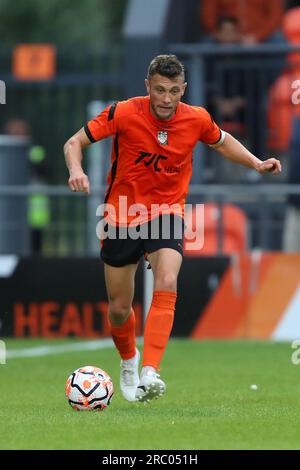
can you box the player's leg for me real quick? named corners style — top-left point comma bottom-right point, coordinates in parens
top-left (143, 247), bottom-right (182, 366)
top-left (136, 247), bottom-right (182, 402)
top-left (105, 262), bottom-right (138, 330)
top-left (104, 262), bottom-right (140, 401)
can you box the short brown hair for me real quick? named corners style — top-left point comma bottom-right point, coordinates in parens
top-left (147, 54), bottom-right (185, 80)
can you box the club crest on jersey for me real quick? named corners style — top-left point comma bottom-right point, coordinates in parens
top-left (157, 130), bottom-right (168, 145)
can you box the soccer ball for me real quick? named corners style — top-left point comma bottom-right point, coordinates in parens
top-left (65, 366), bottom-right (114, 411)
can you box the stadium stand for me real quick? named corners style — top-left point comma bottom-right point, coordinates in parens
top-left (184, 202), bottom-right (249, 256)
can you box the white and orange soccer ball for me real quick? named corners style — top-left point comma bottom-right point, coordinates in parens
top-left (65, 366), bottom-right (114, 411)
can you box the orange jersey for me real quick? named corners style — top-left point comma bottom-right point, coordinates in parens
top-left (85, 96), bottom-right (222, 226)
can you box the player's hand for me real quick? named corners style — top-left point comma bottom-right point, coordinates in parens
top-left (257, 158), bottom-right (282, 175)
top-left (68, 170), bottom-right (90, 194)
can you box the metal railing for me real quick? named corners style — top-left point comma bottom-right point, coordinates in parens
top-left (0, 184), bottom-right (299, 256)
top-left (169, 42), bottom-right (300, 104)
top-left (168, 43), bottom-right (300, 183)
top-left (0, 46), bottom-right (124, 182)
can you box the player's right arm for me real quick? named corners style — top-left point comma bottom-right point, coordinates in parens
top-left (64, 127), bottom-right (91, 194)
top-left (64, 102), bottom-right (121, 194)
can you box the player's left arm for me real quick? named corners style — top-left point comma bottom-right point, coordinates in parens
top-left (213, 132), bottom-right (282, 175)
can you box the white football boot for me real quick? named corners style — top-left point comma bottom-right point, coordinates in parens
top-left (135, 366), bottom-right (166, 403)
top-left (120, 349), bottom-right (140, 402)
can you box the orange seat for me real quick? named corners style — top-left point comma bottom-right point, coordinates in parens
top-left (184, 203), bottom-right (248, 256)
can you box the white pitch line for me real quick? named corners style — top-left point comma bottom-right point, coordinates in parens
top-left (6, 339), bottom-right (115, 359)
top-left (6, 337), bottom-right (143, 359)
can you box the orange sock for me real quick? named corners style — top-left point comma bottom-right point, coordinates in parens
top-left (142, 291), bottom-right (177, 369)
top-left (110, 308), bottom-right (136, 360)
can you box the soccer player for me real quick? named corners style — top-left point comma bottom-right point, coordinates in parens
top-left (64, 55), bottom-right (281, 403)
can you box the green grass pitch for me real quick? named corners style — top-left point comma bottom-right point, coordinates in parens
top-left (0, 338), bottom-right (299, 450)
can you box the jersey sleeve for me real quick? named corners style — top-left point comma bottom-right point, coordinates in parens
top-left (84, 101), bottom-right (119, 143)
top-left (199, 108), bottom-right (225, 147)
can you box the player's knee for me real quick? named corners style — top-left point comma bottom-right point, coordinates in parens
top-left (109, 301), bottom-right (131, 325)
top-left (154, 272), bottom-right (177, 292)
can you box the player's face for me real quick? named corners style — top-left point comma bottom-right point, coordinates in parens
top-left (145, 74), bottom-right (187, 121)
